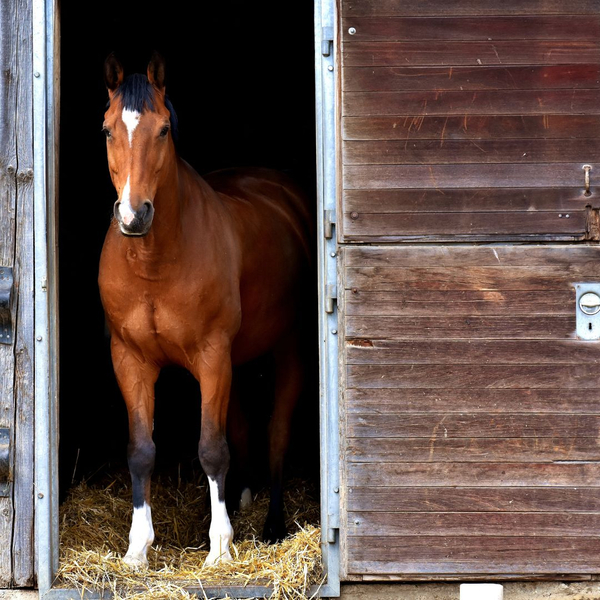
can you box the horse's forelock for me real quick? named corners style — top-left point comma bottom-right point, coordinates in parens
top-left (112, 73), bottom-right (179, 143)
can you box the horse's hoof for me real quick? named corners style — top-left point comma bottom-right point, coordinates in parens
top-left (122, 553), bottom-right (148, 569)
top-left (204, 548), bottom-right (233, 566)
top-left (239, 487), bottom-right (253, 510)
top-left (262, 514), bottom-right (287, 544)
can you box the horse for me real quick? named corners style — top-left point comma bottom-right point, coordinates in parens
top-left (98, 53), bottom-right (313, 567)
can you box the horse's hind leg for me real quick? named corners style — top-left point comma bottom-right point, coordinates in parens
top-left (227, 374), bottom-right (253, 511)
top-left (111, 340), bottom-right (159, 567)
top-left (263, 330), bottom-right (304, 543)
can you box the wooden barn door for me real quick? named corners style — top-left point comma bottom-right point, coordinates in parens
top-left (338, 1), bottom-right (600, 579)
top-left (0, 0), bottom-right (36, 588)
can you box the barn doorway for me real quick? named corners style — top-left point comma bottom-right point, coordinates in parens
top-left (56, 0), bottom-right (322, 588)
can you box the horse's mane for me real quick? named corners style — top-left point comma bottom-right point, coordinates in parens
top-left (113, 73), bottom-right (179, 142)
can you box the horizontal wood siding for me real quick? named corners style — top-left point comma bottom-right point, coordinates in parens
top-left (340, 2), bottom-right (600, 242)
top-left (341, 245), bottom-right (600, 578)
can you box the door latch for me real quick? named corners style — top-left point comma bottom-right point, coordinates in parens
top-left (575, 283), bottom-right (600, 340)
top-left (0, 267), bottom-right (13, 345)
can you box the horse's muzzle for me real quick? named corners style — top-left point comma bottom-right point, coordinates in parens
top-left (114, 200), bottom-right (154, 237)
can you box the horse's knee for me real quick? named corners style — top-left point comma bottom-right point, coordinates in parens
top-left (198, 434), bottom-right (230, 480)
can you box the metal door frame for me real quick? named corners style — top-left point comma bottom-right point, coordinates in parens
top-left (32, 0), bottom-right (341, 595)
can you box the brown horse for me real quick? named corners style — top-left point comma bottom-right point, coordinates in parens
top-left (98, 53), bottom-right (313, 567)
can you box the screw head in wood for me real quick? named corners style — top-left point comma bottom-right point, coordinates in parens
top-left (348, 27), bottom-right (356, 35)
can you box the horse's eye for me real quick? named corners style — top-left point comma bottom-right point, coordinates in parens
top-left (159, 125), bottom-right (170, 138)
top-left (102, 127), bottom-right (112, 139)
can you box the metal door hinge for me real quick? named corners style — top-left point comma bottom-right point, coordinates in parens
top-left (324, 209), bottom-right (336, 239)
top-left (0, 267), bottom-right (13, 345)
top-left (327, 526), bottom-right (339, 543)
top-left (326, 283), bottom-right (337, 314)
top-left (322, 26), bottom-right (334, 57)
top-left (0, 428), bottom-right (10, 497)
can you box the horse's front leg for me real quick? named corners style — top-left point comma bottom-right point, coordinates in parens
top-left (195, 341), bottom-right (234, 565)
top-left (111, 339), bottom-right (159, 567)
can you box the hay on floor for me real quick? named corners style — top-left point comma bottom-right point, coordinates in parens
top-left (57, 474), bottom-right (323, 599)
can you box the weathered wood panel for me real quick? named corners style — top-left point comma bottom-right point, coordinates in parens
top-left (347, 437), bottom-right (600, 463)
top-left (346, 388), bottom-right (600, 414)
top-left (343, 90), bottom-right (600, 117)
top-left (343, 65), bottom-right (600, 92)
top-left (341, 245), bottom-right (600, 578)
top-left (340, 5), bottom-right (600, 242)
top-left (341, 17), bottom-right (600, 42)
top-left (343, 116), bottom-right (600, 141)
top-left (342, 212), bottom-right (587, 240)
top-left (347, 487), bottom-right (600, 513)
top-left (344, 139), bottom-right (600, 165)
top-left (0, 0), bottom-right (34, 587)
top-left (343, 41), bottom-right (600, 67)
top-left (348, 512), bottom-right (600, 537)
top-left (347, 536), bottom-right (600, 574)
top-left (342, 1), bottom-right (600, 17)
top-left (348, 462), bottom-right (600, 487)
top-left (347, 413), bottom-right (600, 437)
top-left (346, 340), bottom-right (599, 361)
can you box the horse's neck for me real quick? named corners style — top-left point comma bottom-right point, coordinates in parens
top-left (126, 158), bottom-right (223, 265)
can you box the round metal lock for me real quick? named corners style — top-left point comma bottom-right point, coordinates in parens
top-left (579, 292), bottom-right (600, 315)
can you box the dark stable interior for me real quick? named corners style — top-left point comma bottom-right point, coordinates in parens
top-left (58, 1), bottom-right (318, 501)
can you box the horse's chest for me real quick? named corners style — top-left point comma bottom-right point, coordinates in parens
top-left (114, 292), bottom-right (201, 361)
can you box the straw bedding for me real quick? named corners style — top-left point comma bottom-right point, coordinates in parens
top-left (57, 473), bottom-right (323, 599)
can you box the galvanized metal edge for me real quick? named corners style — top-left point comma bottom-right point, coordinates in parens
top-left (33, 0), bottom-right (60, 595)
top-left (314, 0), bottom-right (341, 595)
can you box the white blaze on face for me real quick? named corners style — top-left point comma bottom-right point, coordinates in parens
top-left (205, 476), bottom-right (233, 565)
top-left (119, 176), bottom-right (136, 226)
top-left (123, 502), bottom-right (154, 567)
top-left (121, 108), bottom-right (141, 147)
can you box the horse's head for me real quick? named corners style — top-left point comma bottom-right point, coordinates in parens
top-left (103, 53), bottom-right (177, 237)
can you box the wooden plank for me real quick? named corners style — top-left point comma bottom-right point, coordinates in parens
top-left (347, 462), bottom-right (600, 487)
top-left (347, 486), bottom-right (600, 513)
top-left (341, 17), bottom-right (600, 42)
top-left (343, 189), bottom-right (593, 213)
top-left (342, 115), bottom-right (600, 141)
top-left (342, 211), bottom-right (587, 238)
top-left (345, 292), bottom-right (576, 316)
top-left (347, 536), bottom-right (600, 574)
top-left (345, 339), bottom-right (598, 362)
top-left (343, 139), bottom-right (600, 165)
top-left (342, 0), bottom-right (600, 17)
top-left (343, 164), bottom-right (590, 189)
top-left (345, 388), bottom-right (600, 415)
top-left (348, 512), bottom-right (600, 537)
top-left (12, 0), bottom-right (33, 584)
top-left (346, 316), bottom-right (575, 339)
top-left (347, 436), bottom-right (600, 463)
top-left (343, 244), bottom-right (600, 266)
top-left (343, 90), bottom-right (600, 116)
top-left (345, 265), bottom-right (600, 289)
top-left (346, 412), bottom-right (600, 437)
top-left (342, 41), bottom-right (600, 67)
top-left (343, 65), bottom-right (600, 92)
top-left (0, 0), bottom-right (18, 587)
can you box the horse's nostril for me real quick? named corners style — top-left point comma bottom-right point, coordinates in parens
top-left (140, 201), bottom-right (153, 220)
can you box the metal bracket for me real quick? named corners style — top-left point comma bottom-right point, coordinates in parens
top-left (0, 428), bottom-right (10, 497)
top-left (322, 26), bottom-right (334, 57)
top-left (0, 267), bottom-right (13, 345)
top-left (325, 283), bottom-right (337, 314)
top-left (324, 209), bottom-right (336, 239)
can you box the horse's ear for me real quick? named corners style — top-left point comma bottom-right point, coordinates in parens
top-left (104, 53), bottom-right (124, 97)
top-left (147, 52), bottom-right (166, 93)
